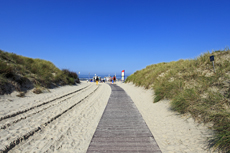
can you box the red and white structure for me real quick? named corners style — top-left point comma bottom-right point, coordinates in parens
top-left (121, 70), bottom-right (125, 81)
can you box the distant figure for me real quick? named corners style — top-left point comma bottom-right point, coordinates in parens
top-left (96, 76), bottom-right (99, 85)
top-left (109, 77), bottom-right (112, 84)
top-left (113, 76), bottom-right (116, 84)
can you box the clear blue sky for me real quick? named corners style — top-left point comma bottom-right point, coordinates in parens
top-left (1, 0), bottom-right (230, 76)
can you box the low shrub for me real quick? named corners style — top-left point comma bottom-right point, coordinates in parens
top-left (62, 69), bottom-right (80, 83)
top-left (0, 61), bottom-right (14, 78)
top-left (33, 88), bottom-right (42, 94)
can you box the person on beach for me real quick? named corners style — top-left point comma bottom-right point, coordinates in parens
top-left (96, 76), bottom-right (99, 85)
top-left (113, 76), bottom-right (116, 84)
top-left (109, 77), bottom-right (112, 84)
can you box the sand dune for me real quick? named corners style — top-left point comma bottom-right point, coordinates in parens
top-left (117, 82), bottom-right (216, 153)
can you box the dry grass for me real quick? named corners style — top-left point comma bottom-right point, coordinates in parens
top-left (0, 49), bottom-right (80, 94)
top-left (126, 48), bottom-right (230, 152)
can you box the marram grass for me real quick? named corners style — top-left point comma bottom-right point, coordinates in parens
top-left (126, 49), bottom-right (230, 152)
top-left (0, 49), bottom-right (80, 94)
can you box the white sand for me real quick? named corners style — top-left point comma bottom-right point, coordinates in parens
top-left (117, 82), bottom-right (216, 153)
top-left (0, 82), bottom-right (111, 153)
top-left (0, 81), bottom-right (217, 153)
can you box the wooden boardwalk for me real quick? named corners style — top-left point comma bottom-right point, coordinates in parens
top-left (87, 84), bottom-right (161, 153)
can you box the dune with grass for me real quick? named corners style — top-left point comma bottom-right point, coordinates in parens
top-left (125, 48), bottom-right (230, 152)
top-left (0, 49), bottom-right (80, 96)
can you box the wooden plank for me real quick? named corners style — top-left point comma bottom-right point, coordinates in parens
top-left (87, 84), bottom-right (161, 153)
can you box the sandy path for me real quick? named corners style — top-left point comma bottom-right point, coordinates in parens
top-left (0, 81), bottom-right (217, 153)
top-left (117, 82), bottom-right (215, 153)
top-left (0, 82), bottom-right (111, 153)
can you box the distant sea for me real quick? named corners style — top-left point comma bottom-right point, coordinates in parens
top-left (78, 74), bottom-right (129, 81)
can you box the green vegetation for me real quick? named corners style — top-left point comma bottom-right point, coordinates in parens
top-left (0, 49), bottom-right (80, 94)
top-left (126, 48), bottom-right (230, 152)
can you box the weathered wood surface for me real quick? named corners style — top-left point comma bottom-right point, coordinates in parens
top-left (87, 84), bottom-right (161, 153)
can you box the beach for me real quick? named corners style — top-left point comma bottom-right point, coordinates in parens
top-left (0, 81), bottom-right (215, 153)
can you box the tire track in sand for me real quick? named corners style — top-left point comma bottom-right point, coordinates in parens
top-left (0, 84), bottom-right (90, 123)
top-left (0, 83), bottom-right (103, 152)
top-left (0, 84), bottom-right (92, 130)
top-left (8, 83), bottom-right (111, 153)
